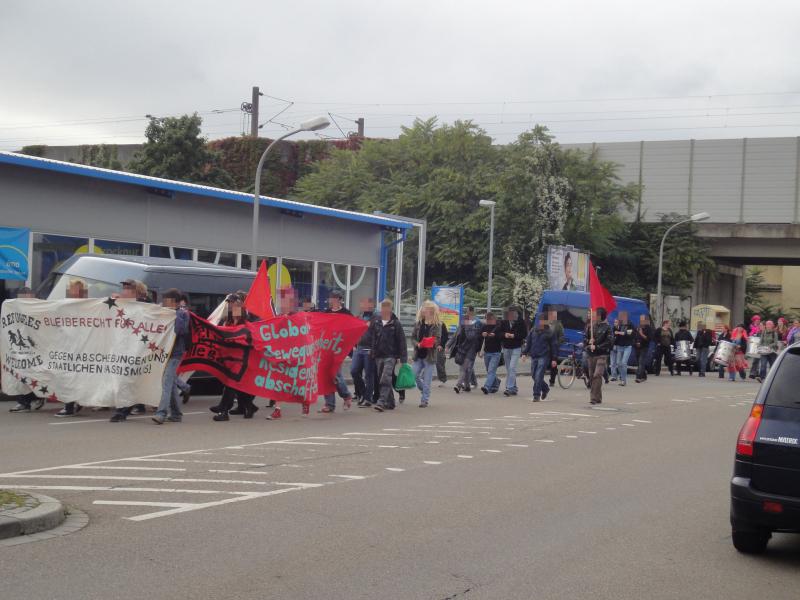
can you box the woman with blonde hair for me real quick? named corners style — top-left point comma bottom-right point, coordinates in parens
top-left (412, 300), bottom-right (442, 407)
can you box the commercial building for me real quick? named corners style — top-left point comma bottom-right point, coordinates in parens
top-left (0, 151), bottom-right (423, 312)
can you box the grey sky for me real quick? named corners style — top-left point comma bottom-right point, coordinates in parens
top-left (2, 0), bottom-right (799, 151)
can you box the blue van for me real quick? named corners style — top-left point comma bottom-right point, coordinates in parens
top-left (534, 290), bottom-right (651, 364)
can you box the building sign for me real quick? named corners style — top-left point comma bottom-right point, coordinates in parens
top-left (0, 227), bottom-right (30, 281)
top-left (432, 286), bottom-right (463, 333)
top-left (546, 245), bottom-right (589, 292)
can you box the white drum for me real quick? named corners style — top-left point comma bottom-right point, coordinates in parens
top-left (674, 340), bottom-right (691, 362)
top-left (746, 336), bottom-right (761, 358)
top-left (714, 340), bottom-right (736, 367)
top-left (758, 345), bottom-right (774, 356)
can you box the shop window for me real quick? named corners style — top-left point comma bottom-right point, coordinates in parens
top-left (31, 233), bottom-right (89, 289)
top-left (317, 262), bottom-right (348, 311)
top-left (149, 245), bottom-right (193, 260)
top-left (93, 239), bottom-right (144, 256)
top-left (197, 250), bottom-right (237, 267)
top-left (349, 266), bottom-right (378, 316)
top-left (281, 258), bottom-right (314, 314)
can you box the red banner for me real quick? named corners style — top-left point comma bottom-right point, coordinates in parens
top-left (177, 312), bottom-right (367, 404)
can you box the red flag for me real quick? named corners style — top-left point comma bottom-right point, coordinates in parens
top-left (244, 260), bottom-right (276, 319)
top-left (589, 261), bottom-right (617, 313)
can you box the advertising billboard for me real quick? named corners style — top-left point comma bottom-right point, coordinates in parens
top-left (546, 245), bottom-right (589, 292)
top-left (431, 285), bottom-right (463, 333)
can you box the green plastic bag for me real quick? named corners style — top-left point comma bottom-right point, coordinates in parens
top-left (395, 363), bottom-right (416, 390)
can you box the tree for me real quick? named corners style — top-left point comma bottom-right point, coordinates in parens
top-left (77, 144), bottom-right (122, 170)
top-left (128, 114), bottom-right (234, 188)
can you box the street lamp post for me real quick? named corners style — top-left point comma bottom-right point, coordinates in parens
top-left (479, 199), bottom-right (496, 311)
top-left (655, 211), bottom-right (710, 322)
top-left (251, 116), bottom-right (330, 271)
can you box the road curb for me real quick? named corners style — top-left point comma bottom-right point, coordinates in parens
top-left (0, 492), bottom-right (66, 540)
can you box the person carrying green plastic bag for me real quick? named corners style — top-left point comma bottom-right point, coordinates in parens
top-left (395, 363), bottom-right (416, 390)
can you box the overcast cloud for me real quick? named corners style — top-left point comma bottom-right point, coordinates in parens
top-left (2, 0), bottom-right (800, 151)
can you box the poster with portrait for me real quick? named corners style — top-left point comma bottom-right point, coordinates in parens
top-left (546, 246), bottom-right (589, 292)
top-left (431, 286), bottom-right (463, 334)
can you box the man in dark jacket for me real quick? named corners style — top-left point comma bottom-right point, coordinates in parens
top-left (547, 309), bottom-right (565, 386)
top-left (351, 297), bottom-right (376, 406)
top-left (371, 298), bottom-right (408, 412)
top-left (499, 306), bottom-right (527, 396)
top-left (693, 321), bottom-right (716, 378)
top-left (634, 315), bottom-right (653, 383)
top-left (652, 319), bottom-right (675, 376)
top-left (522, 317), bottom-right (559, 402)
top-left (320, 290), bottom-right (354, 413)
top-left (584, 307), bottom-right (613, 405)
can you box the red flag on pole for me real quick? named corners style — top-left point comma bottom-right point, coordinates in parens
top-left (589, 261), bottom-right (617, 313)
top-left (244, 260), bottom-right (276, 319)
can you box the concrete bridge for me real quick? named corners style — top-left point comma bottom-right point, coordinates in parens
top-left (563, 137), bottom-right (800, 322)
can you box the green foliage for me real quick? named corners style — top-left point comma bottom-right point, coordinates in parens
top-left (128, 114), bottom-right (234, 188)
top-left (20, 145), bottom-right (47, 157)
top-left (78, 144), bottom-right (122, 170)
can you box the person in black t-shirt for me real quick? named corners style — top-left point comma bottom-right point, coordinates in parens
top-left (478, 311), bottom-right (502, 394)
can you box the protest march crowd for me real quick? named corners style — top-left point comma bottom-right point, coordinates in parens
top-left (4, 269), bottom-right (799, 423)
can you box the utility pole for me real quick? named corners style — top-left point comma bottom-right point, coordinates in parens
top-left (355, 117), bottom-right (365, 137)
top-left (250, 86), bottom-right (261, 137)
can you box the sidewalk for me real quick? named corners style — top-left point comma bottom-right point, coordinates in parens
top-left (0, 490), bottom-right (66, 540)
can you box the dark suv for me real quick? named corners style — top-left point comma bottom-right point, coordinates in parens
top-left (730, 344), bottom-right (800, 553)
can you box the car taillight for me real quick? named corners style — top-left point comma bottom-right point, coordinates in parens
top-left (736, 404), bottom-right (763, 457)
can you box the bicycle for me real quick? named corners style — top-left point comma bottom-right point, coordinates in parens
top-left (557, 343), bottom-right (590, 389)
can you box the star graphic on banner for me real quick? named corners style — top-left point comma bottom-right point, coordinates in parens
top-left (47, 393), bottom-right (58, 403)
top-left (39, 385), bottom-right (49, 394)
top-left (103, 297), bottom-right (117, 309)
top-left (148, 342), bottom-right (159, 352)
top-left (140, 334), bottom-right (149, 344)
top-left (133, 325), bottom-right (142, 334)
top-left (30, 379), bottom-right (38, 389)
top-left (116, 308), bottom-right (126, 318)
top-left (20, 376), bottom-right (28, 384)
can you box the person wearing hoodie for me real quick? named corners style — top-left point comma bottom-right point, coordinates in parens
top-left (757, 320), bottom-right (780, 382)
top-left (522, 317), bottom-right (558, 402)
top-left (451, 311), bottom-right (482, 393)
top-left (371, 298), bottom-right (408, 412)
top-left (351, 297), bottom-right (377, 407)
top-left (584, 307), bottom-right (614, 405)
top-left (411, 300), bottom-right (442, 408)
top-left (498, 306), bottom-right (527, 396)
top-left (151, 288), bottom-right (191, 425)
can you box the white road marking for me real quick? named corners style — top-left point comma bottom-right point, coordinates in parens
top-left (377, 445), bottom-right (399, 448)
top-left (329, 475), bottom-right (367, 480)
top-left (481, 449), bottom-right (502, 453)
top-left (457, 455), bottom-right (473, 459)
top-left (621, 424), bottom-right (636, 427)
top-left (207, 470), bottom-right (269, 475)
top-left (47, 411), bottom-right (207, 425)
top-left (94, 500), bottom-right (193, 508)
top-left (535, 439), bottom-right (556, 443)
top-left (425, 441), bottom-right (440, 444)
top-left (565, 435), bottom-right (578, 439)
top-left (506, 444), bottom-right (529, 448)
top-left (69, 465), bottom-right (186, 472)
top-left (577, 431), bottom-right (597, 435)
top-left (632, 419), bottom-right (651, 424)
top-left (489, 437), bottom-right (511, 440)
top-left (3, 485), bottom-right (230, 494)
top-left (605, 427), bottom-right (617, 430)
top-left (343, 432), bottom-right (410, 436)
top-left (385, 468), bottom-right (405, 472)
top-left (423, 461), bottom-right (442, 465)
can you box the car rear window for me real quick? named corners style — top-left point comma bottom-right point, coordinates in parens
top-left (765, 349), bottom-right (800, 409)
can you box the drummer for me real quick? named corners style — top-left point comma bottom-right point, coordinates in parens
top-left (673, 320), bottom-right (695, 376)
top-left (693, 322), bottom-right (715, 378)
top-left (757, 320), bottom-right (780, 383)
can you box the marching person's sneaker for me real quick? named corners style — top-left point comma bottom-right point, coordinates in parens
top-left (481, 386), bottom-right (489, 395)
top-left (267, 400), bottom-right (276, 409)
top-left (343, 396), bottom-right (353, 410)
top-left (151, 415), bottom-right (165, 425)
top-left (541, 388), bottom-right (549, 400)
top-left (610, 377), bottom-right (618, 382)
top-left (318, 406), bottom-right (334, 414)
top-left (55, 407), bottom-right (75, 417)
top-left (373, 404), bottom-right (384, 412)
top-left (9, 403), bottom-right (31, 413)
top-left (181, 387), bottom-right (191, 404)
top-left (213, 412), bottom-right (230, 422)
top-left (418, 402), bottom-right (428, 408)
top-left (166, 415), bottom-right (182, 422)
top-left (266, 407), bottom-right (282, 420)
top-left (454, 386), bottom-right (461, 394)
top-left (229, 406), bottom-right (244, 415)
top-left (33, 397), bottom-right (45, 410)
top-left (358, 401), bottom-right (373, 408)
top-left (590, 400), bottom-right (601, 405)
top-left (532, 396), bottom-right (541, 402)
top-left (109, 413), bottom-right (126, 422)
top-left (209, 405), bottom-right (222, 414)
top-left (635, 379), bottom-right (642, 383)
top-left (464, 385), bottom-right (472, 393)
top-left (130, 405), bottom-right (146, 415)
top-left (619, 381), bottom-right (626, 386)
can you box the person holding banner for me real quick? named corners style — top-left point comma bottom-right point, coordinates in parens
top-left (55, 278), bottom-right (88, 417)
top-left (411, 301), bottom-right (442, 407)
top-left (210, 293), bottom-right (260, 421)
top-left (151, 289), bottom-right (191, 425)
top-left (584, 307), bottom-right (613, 405)
top-left (7, 287), bottom-right (44, 413)
top-left (372, 299), bottom-right (407, 412)
top-left (320, 290), bottom-right (354, 413)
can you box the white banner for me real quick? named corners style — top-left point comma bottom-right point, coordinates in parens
top-left (1, 298), bottom-right (176, 407)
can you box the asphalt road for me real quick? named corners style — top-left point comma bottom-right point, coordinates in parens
top-left (1, 373), bottom-right (799, 600)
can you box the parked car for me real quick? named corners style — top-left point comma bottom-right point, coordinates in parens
top-left (36, 254), bottom-right (255, 394)
top-left (730, 343), bottom-right (800, 553)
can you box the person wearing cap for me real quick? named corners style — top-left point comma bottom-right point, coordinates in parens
top-left (319, 290), bottom-right (354, 413)
top-left (151, 288), bottom-right (191, 424)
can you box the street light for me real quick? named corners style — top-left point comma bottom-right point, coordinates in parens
top-left (251, 116), bottom-right (330, 270)
top-left (655, 211), bottom-right (711, 322)
top-left (479, 199), bottom-right (497, 310)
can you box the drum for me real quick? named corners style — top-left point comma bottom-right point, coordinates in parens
top-left (674, 340), bottom-right (691, 362)
top-left (758, 345), bottom-right (774, 356)
top-left (746, 336), bottom-right (761, 358)
top-left (714, 340), bottom-right (736, 367)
